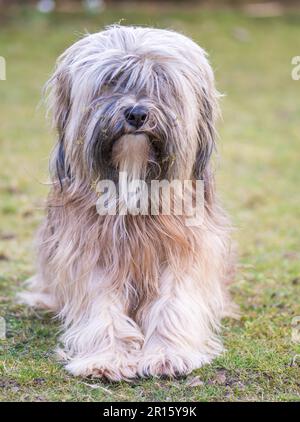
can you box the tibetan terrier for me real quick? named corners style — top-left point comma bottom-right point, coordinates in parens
top-left (19, 26), bottom-right (235, 380)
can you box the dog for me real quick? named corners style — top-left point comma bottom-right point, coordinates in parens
top-left (19, 25), bottom-right (235, 381)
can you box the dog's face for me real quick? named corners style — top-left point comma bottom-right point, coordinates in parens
top-left (47, 26), bottom-right (219, 186)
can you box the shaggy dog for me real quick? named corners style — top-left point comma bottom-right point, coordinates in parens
top-left (19, 26), bottom-right (235, 381)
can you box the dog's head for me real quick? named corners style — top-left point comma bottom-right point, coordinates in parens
top-left (46, 26), bottom-right (219, 188)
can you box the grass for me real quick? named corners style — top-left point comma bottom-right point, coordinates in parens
top-left (0, 5), bottom-right (300, 402)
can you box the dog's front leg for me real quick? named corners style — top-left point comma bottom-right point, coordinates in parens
top-left (60, 287), bottom-right (144, 381)
top-left (138, 267), bottom-right (225, 378)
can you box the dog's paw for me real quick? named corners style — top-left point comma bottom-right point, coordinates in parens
top-left (65, 352), bottom-right (139, 381)
top-left (16, 290), bottom-right (57, 311)
top-left (138, 348), bottom-right (211, 378)
top-left (16, 276), bottom-right (57, 311)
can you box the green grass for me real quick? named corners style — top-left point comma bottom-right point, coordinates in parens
top-left (0, 5), bottom-right (300, 402)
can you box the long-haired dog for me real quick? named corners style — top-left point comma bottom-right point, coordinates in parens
top-left (19, 26), bottom-right (235, 381)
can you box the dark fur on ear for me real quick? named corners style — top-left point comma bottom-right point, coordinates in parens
top-left (45, 64), bottom-right (72, 188)
top-left (53, 137), bottom-right (71, 190)
top-left (193, 89), bottom-right (217, 180)
top-left (50, 110), bottom-right (71, 190)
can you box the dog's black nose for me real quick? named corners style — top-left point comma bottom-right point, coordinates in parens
top-left (124, 106), bottom-right (148, 129)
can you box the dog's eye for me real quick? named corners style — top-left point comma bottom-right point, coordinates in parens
top-left (101, 79), bottom-right (117, 94)
top-left (101, 83), bottom-right (110, 93)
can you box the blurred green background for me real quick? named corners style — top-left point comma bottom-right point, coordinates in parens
top-left (0, 0), bottom-right (300, 402)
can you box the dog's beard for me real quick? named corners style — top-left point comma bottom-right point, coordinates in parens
top-left (112, 134), bottom-right (150, 180)
top-left (111, 134), bottom-right (151, 213)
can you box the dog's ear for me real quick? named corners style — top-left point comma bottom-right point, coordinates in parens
top-left (45, 63), bottom-right (72, 135)
top-left (193, 87), bottom-right (218, 180)
top-left (45, 60), bottom-right (72, 188)
top-left (50, 132), bottom-right (71, 190)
